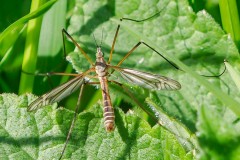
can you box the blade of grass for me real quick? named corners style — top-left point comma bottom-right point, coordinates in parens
top-left (219, 0), bottom-right (240, 48)
top-left (33, 0), bottom-right (67, 94)
top-left (18, 0), bottom-right (48, 94)
top-left (0, 0), bottom-right (58, 69)
top-left (224, 60), bottom-right (240, 91)
top-left (38, 0), bottom-right (66, 59)
top-left (0, 25), bottom-right (25, 70)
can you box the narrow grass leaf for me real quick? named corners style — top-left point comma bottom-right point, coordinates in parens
top-left (0, 0), bottom-right (58, 60)
top-left (224, 60), bottom-right (240, 91)
top-left (219, 0), bottom-right (240, 47)
top-left (19, 0), bottom-right (48, 94)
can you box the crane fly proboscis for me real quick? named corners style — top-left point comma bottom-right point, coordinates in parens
top-left (27, 14), bottom-right (181, 159)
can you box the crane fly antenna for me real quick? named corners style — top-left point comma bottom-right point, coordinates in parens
top-left (59, 83), bottom-right (85, 159)
top-left (92, 33), bottom-right (99, 47)
top-left (100, 27), bottom-right (104, 48)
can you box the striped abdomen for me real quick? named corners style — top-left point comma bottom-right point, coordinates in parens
top-left (99, 76), bottom-right (115, 132)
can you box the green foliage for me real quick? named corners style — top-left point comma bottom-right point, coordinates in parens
top-left (0, 0), bottom-right (240, 159)
top-left (0, 0), bottom-right (58, 69)
top-left (19, 0), bottom-right (49, 94)
top-left (219, 0), bottom-right (240, 48)
top-left (197, 105), bottom-right (240, 160)
top-left (0, 94), bottom-right (194, 159)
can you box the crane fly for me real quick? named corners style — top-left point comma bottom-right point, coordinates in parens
top-left (27, 15), bottom-right (181, 159)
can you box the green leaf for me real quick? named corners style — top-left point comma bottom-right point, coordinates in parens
top-left (2, 0), bottom-right (240, 159)
top-left (65, 0), bottom-right (240, 158)
top-left (68, 0), bottom-right (240, 127)
top-left (145, 97), bottom-right (198, 150)
top-left (0, 93), bottom-right (194, 159)
top-left (197, 105), bottom-right (240, 160)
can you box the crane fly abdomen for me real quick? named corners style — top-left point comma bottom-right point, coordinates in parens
top-left (103, 102), bottom-right (115, 132)
top-left (99, 76), bottom-right (115, 132)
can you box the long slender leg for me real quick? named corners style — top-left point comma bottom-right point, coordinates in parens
top-left (37, 72), bottom-right (80, 77)
top-left (109, 80), bottom-right (159, 124)
top-left (115, 40), bottom-right (226, 77)
top-left (111, 10), bottom-right (224, 77)
top-left (121, 12), bottom-right (162, 22)
top-left (23, 67), bottom-right (96, 89)
top-left (119, 11), bottom-right (226, 77)
top-left (110, 80), bottom-right (196, 149)
top-left (107, 21), bottom-right (176, 69)
top-left (200, 63), bottom-right (226, 78)
top-left (62, 29), bottom-right (94, 66)
top-left (107, 6), bottom-right (169, 64)
top-left (108, 25), bottom-right (120, 64)
top-left (116, 6), bottom-right (179, 68)
top-left (113, 40), bottom-right (225, 77)
top-left (107, 15), bottom-right (179, 69)
top-left (21, 70), bottom-right (81, 90)
top-left (59, 82), bottom-right (85, 160)
top-left (116, 41), bottom-right (179, 70)
top-left (107, 29), bottom-right (179, 70)
top-left (22, 27), bottom-right (96, 89)
top-left (34, 67), bottom-right (95, 77)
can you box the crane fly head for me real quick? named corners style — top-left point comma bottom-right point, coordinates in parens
top-left (96, 47), bottom-right (104, 58)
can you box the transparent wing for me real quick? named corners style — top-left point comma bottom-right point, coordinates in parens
top-left (110, 66), bottom-right (181, 90)
top-left (28, 75), bottom-right (84, 111)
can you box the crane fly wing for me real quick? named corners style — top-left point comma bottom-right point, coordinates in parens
top-left (28, 75), bottom-right (84, 111)
top-left (110, 66), bottom-right (181, 90)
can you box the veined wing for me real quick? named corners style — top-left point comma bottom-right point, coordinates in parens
top-left (110, 66), bottom-right (181, 90)
top-left (28, 75), bottom-right (84, 111)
